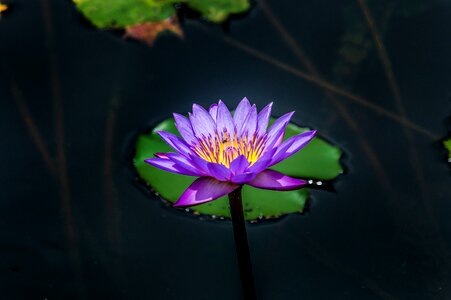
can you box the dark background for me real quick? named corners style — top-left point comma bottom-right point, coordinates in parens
top-left (1, 0), bottom-right (451, 299)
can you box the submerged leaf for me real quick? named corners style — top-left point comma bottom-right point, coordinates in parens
top-left (134, 117), bottom-right (344, 221)
top-left (125, 17), bottom-right (183, 46)
top-left (444, 138), bottom-right (451, 162)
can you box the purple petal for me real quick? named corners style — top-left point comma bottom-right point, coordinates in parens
top-left (256, 102), bottom-right (273, 137)
top-left (144, 158), bottom-right (195, 176)
top-left (268, 137), bottom-right (296, 166)
top-left (173, 113), bottom-right (197, 145)
top-left (188, 154), bottom-right (210, 174)
top-left (174, 177), bottom-right (239, 207)
top-left (157, 131), bottom-right (193, 157)
top-left (233, 97), bottom-right (251, 130)
top-left (165, 153), bottom-right (206, 176)
top-left (209, 103), bottom-right (218, 121)
top-left (231, 172), bottom-right (256, 184)
top-left (229, 155), bottom-right (250, 175)
top-left (270, 130), bottom-right (317, 166)
top-left (239, 104), bottom-right (257, 139)
top-left (264, 112), bottom-right (294, 149)
top-left (190, 104), bottom-right (217, 139)
top-left (247, 148), bottom-right (277, 174)
top-left (155, 152), bottom-right (169, 159)
top-left (216, 101), bottom-right (235, 136)
top-left (207, 162), bottom-right (232, 181)
top-left (247, 169), bottom-right (307, 191)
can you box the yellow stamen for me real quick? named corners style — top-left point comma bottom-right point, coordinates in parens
top-left (192, 130), bottom-right (266, 168)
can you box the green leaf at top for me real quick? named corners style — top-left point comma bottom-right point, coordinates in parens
top-left (444, 138), bottom-right (451, 161)
top-left (185, 0), bottom-right (250, 23)
top-left (73, 0), bottom-right (177, 28)
top-left (134, 117), bottom-right (344, 221)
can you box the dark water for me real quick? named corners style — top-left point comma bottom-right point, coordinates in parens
top-left (1, 0), bottom-right (451, 299)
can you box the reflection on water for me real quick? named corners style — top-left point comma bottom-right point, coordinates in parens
top-left (1, 0), bottom-right (451, 299)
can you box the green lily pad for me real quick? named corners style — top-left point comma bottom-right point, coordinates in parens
top-left (74, 0), bottom-right (251, 29)
top-left (186, 0), bottom-right (250, 23)
top-left (73, 0), bottom-right (176, 28)
top-left (73, 0), bottom-right (251, 46)
top-left (444, 138), bottom-right (451, 162)
top-left (134, 118), bottom-right (344, 221)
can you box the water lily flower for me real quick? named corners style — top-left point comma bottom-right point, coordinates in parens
top-left (145, 97), bottom-right (316, 207)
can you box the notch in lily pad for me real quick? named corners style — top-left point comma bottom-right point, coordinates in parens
top-left (134, 101), bottom-right (344, 221)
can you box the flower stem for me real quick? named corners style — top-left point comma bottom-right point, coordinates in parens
top-left (228, 187), bottom-right (256, 300)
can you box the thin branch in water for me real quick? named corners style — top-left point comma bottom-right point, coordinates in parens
top-left (11, 84), bottom-right (57, 175)
top-left (257, 0), bottom-right (316, 71)
top-left (261, 0), bottom-right (448, 285)
top-left (257, 0), bottom-right (392, 191)
top-left (356, 0), bottom-right (448, 260)
top-left (194, 24), bottom-right (439, 140)
top-left (356, 0), bottom-right (405, 118)
top-left (41, 0), bottom-right (85, 296)
top-left (42, 2), bottom-right (75, 250)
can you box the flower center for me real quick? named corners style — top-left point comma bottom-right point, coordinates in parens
top-left (192, 130), bottom-right (266, 168)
